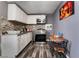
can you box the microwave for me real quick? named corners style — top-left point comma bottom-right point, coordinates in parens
top-left (37, 19), bottom-right (46, 24)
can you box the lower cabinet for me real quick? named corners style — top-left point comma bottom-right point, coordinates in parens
top-left (18, 33), bottom-right (32, 53)
top-left (1, 35), bottom-right (19, 58)
top-left (1, 32), bottom-right (32, 57)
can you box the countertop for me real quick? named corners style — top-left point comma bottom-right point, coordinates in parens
top-left (18, 32), bottom-right (32, 36)
top-left (2, 31), bottom-right (32, 36)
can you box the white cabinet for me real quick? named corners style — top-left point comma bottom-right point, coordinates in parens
top-left (26, 33), bottom-right (32, 43)
top-left (1, 35), bottom-right (19, 57)
top-left (19, 32), bottom-right (32, 52)
top-left (26, 15), bottom-right (37, 24)
top-left (1, 32), bottom-right (32, 57)
top-left (8, 4), bottom-right (28, 24)
top-left (8, 4), bottom-right (46, 24)
top-left (26, 15), bottom-right (46, 24)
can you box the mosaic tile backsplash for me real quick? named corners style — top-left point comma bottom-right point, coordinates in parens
top-left (0, 16), bottom-right (26, 32)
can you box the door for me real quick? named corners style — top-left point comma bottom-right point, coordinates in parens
top-left (1, 35), bottom-right (18, 57)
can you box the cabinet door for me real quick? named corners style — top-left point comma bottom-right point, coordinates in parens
top-left (26, 33), bottom-right (32, 43)
top-left (15, 5), bottom-right (22, 22)
top-left (19, 35), bottom-right (24, 51)
top-left (19, 33), bottom-right (32, 52)
top-left (8, 4), bottom-right (17, 20)
top-left (1, 35), bottom-right (8, 56)
top-left (19, 34), bottom-right (27, 52)
top-left (8, 4), bottom-right (27, 24)
top-left (27, 16), bottom-right (37, 24)
top-left (37, 15), bottom-right (46, 20)
top-left (23, 11), bottom-right (28, 22)
top-left (1, 35), bottom-right (18, 57)
top-left (17, 36), bottom-right (21, 53)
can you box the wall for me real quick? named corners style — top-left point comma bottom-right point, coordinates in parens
top-left (0, 1), bottom-right (8, 31)
top-left (53, 1), bottom-right (79, 58)
top-left (0, 1), bottom-right (7, 18)
top-left (0, 1), bottom-right (8, 56)
top-left (47, 14), bottom-right (54, 24)
top-left (46, 14), bottom-right (54, 39)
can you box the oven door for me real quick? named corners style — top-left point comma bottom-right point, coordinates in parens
top-left (35, 34), bottom-right (46, 42)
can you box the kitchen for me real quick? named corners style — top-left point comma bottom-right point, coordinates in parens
top-left (0, 1), bottom-right (79, 58)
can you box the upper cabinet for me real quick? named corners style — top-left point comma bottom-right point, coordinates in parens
top-left (8, 4), bottom-right (46, 24)
top-left (26, 15), bottom-right (46, 24)
top-left (8, 4), bottom-right (28, 24)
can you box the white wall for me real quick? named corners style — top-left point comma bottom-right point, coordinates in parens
top-left (0, 1), bottom-right (8, 56)
top-left (0, 1), bottom-right (8, 18)
top-left (53, 1), bottom-right (79, 58)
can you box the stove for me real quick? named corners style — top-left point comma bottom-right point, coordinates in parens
top-left (34, 29), bottom-right (47, 42)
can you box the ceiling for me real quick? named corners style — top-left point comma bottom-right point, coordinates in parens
top-left (8, 1), bottom-right (61, 14)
